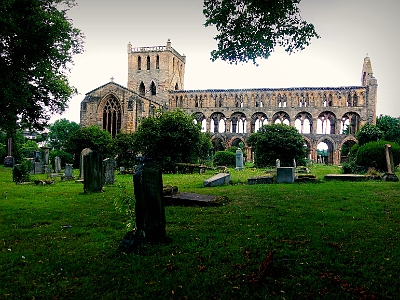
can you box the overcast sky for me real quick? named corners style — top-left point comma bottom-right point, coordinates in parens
top-left (57, 0), bottom-right (400, 123)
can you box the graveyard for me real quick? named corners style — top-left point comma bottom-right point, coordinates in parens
top-left (0, 163), bottom-right (399, 299)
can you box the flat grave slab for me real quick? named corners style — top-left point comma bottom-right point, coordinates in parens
top-left (204, 172), bottom-right (230, 187)
top-left (324, 174), bottom-right (366, 181)
top-left (248, 175), bottom-right (274, 185)
top-left (164, 192), bottom-right (229, 206)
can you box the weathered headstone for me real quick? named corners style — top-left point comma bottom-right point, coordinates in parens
top-left (3, 138), bottom-right (14, 167)
top-left (276, 159), bottom-right (280, 168)
top-left (79, 148), bottom-right (92, 179)
top-left (62, 164), bottom-right (74, 180)
top-left (83, 151), bottom-right (103, 192)
top-left (130, 157), bottom-right (166, 245)
top-left (235, 148), bottom-right (244, 170)
top-left (34, 161), bottom-right (44, 174)
top-left (293, 158), bottom-right (297, 169)
top-left (103, 158), bottom-right (115, 185)
top-left (204, 173), bottom-right (230, 187)
top-left (41, 147), bottom-right (50, 165)
top-left (383, 144), bottom-right (399, 182)
top-left (54, 156), bottom-right (62, 173)
top-left (276, 167), bottom-right (295, 183)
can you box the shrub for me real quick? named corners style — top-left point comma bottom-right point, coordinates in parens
top-left (213, 151), bottom-right (236, 167)
top-left (49, 150), bottom-right (74, 168)
top-left (356, 124), bottom-right (383, 146)
top-left (355, 141), bottom-right (400, 172)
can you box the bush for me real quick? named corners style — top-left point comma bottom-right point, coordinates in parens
top-left (356, 124), bottom-right (383, 146)
top-left (213, 151), bottom-right (236, 167)
top-left (49, 150), bottom-right (74, 168)
top-left (355, 141), bottom-right (400, 172)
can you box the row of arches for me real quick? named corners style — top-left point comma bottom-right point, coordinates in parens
top-left (170, 89), bottom-right (366, 109)
top-left (193, 111), bottom-right (361, 135)
top-left (138, 81), bottom-right (157, 96)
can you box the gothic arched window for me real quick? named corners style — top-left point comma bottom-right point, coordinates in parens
top-left (138, 56), bottom-right (141, 70)
top-left (150, 81), bottom-right (156, 95)
top-left (156, 55), bottom-right (160, 69)
top-left (147, 56), bottom-right (150, 70)
top-left (139, 82), bottom-right (145, 96)
top-left (102, 96), bottom-right (121, 138)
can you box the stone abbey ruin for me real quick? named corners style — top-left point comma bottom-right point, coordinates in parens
top-left (80, 40), bottom-right (377, 165)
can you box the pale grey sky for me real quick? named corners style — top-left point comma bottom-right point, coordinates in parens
top-left (57, 0), bottom-right (400, 123)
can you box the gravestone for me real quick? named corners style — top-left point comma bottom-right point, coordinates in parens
top-left (130, 157), bottom-right (166, 245)
top-left (103, 158), bottom-right (115, 185)
top-left (293, 158), bottom-right (297, 169)
top-left (235, 148), bottom-right (244, 170)
top-left (276, 159), bottom-right (280, 168)
top-left (383, 144), bottom-right (399, 182)
top-left (276, 167), bottom-right (295, 183)
top-left (79, 148), bottom-right (92, 179)
top-left (41, 147), bottom-right (50, 165)
top-left (83, 151), bottom-right (103, 192)
top-left (3, 138), bottom-right (14, 167)
top-left (34, 161), bottom-right (44, 174)
top-left (62, 164), bottom-right (74, 180)
top-left (54, 156), bottom-right (62, 173)
top-left (204, 173), bottom-right (230, 187)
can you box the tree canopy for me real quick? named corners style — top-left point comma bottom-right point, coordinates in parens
top-left (47, 118), bottom-right (80, 150)
top-left (376, 115), bottom-right (400, 145)
top-left (0, 0), bottom-right (84, 133)
top-left (356, 124), bottom-right (383, 146)
top-left (133, 109), bottom-right (211, 171)
top-left (247, 123), bottom-right (305, 167)
top-left (203, 0), bottom-right (319, 64)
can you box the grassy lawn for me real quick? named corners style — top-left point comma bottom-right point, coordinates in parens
top-left (0, 164), bottom-right (399, 299)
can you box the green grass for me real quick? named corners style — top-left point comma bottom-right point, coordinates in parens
top-left (0, 165), bottom-right (399, 299)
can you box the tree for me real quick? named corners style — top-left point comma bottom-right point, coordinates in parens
top-left (376, 115), bottom-right (400, 144)
top-left (47, 118), bottom-right (80, 150)
top-left (0, 0), bottom-right (84, 156)
top-left (133, 109), bottom-right (211, 172)
top-left (356, 124), bottom-right (383, 146)
top-left (110, 132), bottom-right (138, 168)
top-left (247, 123), bottom-right (305, 167)
top-left (203, 0), bottom-right (319, 65)
top-left (65, 125), bottom-right (113, 167)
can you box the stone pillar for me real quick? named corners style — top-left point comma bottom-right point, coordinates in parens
top-left (79, 148), bottom-right (92, 179)
top-left (3, 138), bottom-right (14, 167)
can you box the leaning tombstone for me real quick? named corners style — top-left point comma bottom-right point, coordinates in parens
top-left (382, 144), bottom-right (399, 182)
top-left (83, 151), bottom-right (103, 192)
top-left (235, 148), bottom-right (244, 170)
top-left (103, 158), bottom-right (115, 185)
top-left (79, 148), bottom-right (92, 179)
top-left (120, 157), bottom-right (166, 250)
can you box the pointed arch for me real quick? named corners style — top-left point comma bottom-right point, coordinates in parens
top-left (138, 56), bottom-right (141, 70)
top-left (150, 81), bottom-right (156, 96)
top-left (156, 55), bottom-right (160, 69)
top-left (147, 56), bottom-right (150, 70)
top-left (139, 82), bottom-right (145, 96)
top-left (102, 95), bottom-right (122, 138)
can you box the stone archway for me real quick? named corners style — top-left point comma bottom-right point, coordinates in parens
top-left (317, 138), bottom-right (336, 165)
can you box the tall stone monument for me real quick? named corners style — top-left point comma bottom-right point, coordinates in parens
top-left (383, 144), bottom-right (399, 182)
top-left (3, 138), bottom-right (14, 167)
top-left (121, 157), bottom-right (166, 250)
top-left (83, 151), bottom-right (103, 192)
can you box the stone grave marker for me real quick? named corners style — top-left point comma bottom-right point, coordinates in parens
top-left (276, 159), bottom-right (280, 168)
top-left (83, 151), bottom-right (103, 192)
top-left (34, 161), bottom-right (44, 174)
top-left (121, 157), bottom-right (166, 250)
top-left (293, 158), bottom-right (297, 169)
top-left (41, 147), bottom-right (50, 165)
top-left (383, 144), bottom-right (399, 181)
top-left (54, 156), bottom-right (62, 173)
top-left (62, 164), bottom-right (74, 181)
top-left (79, 148), bottom-right (92, 179)
top-left (235, 148), bottom-right (244, 170)
top-left (276, 167), bottom-right (295, 183)
top-left (3, 138), bottom-right (14, 167)
top-left (103, 158), bottom-right (115, 185)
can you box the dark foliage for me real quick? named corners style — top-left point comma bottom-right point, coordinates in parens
top-left (356, 141), bottom-right (400, 172)
top-left (356, 124), bottom-right (383, 146)
top-left (213, 151), bottom-right (236, 167)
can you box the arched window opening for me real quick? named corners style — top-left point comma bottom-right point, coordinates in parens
top-left (175, 83), bottom-right (179, 90)
top-left (317, 112), bottom-right (336, 134)
top-left (139, 82), bottom-right (145, 96)
top-left (150, 81), bottom-right (156, 96)
top-left (195, 95), bottom-right (198, 107)
top-left (146, 56), bottom-right (150, 70)
top-left (138, 56), bottom-right (141, 70)
top-left (347, 94), bottom-right (352, 107)
top-left (323, 94), bottom-right (327, 107)
top-left (328, 94), bottom-right (333, 106)
top-left (102, 96), bottom-right (121, 138)
top-left (353, 94), bottom-right (358, 106)
top-left (218, 119), bottom-right (226, 133)
top-left (341, 112), bottom-right (360, 134)
top-left (173, 57), bottom-right (175, 71)
top-left (179, 96), bottom-right (183, 107)
top-left (156, 55), bottom-right (160, 69)
top-left (317, 140), bottom-right (334, 165)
